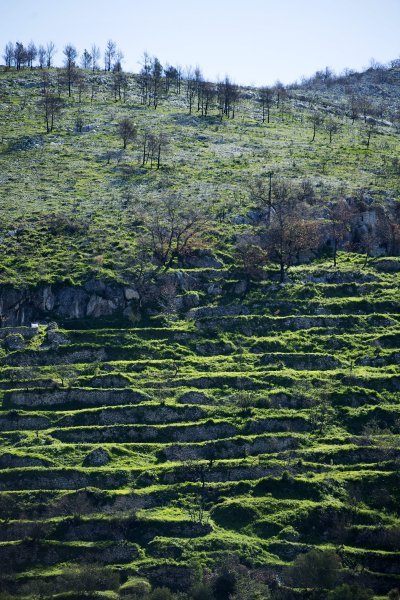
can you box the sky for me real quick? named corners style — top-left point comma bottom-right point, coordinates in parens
top-left (1, 0), bottom-right (400, 86)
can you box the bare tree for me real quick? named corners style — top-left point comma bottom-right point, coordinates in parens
top-left (348, 94), bottom-right (361, 123)
top-left (138, 52), bottom-right (152, 105)
top-left (185, 67), bottom-right (196, 114)
top-left (139, 195), bottom-right (210, 270)
top-left (112, 70), bottom-right (127, 101)
top-left (326, 199), bottom-right (354, 266)
top-left (141, 130), bottom-right (168, 169)
top-left (38, 92), bottom-right (63, 133)
top-left (3, 42), bottom-right (14, 69)
top-left (258, 86), bottom-right (274, 123)
top-left (363, 122), bottom-right (376, 148)
top-left (81, 49), bottom-right (92, 70)
top-left (118, 117), bottom-right (137, 149)
top-left (325, 117), bottom-right (341, 143)
top-left (151, 56), bottom-right (163, 108)
top-left (310, 110), bottom-right (324, 142)
top-left (26, 41), bottom-right (37, 68)
top-left (63, 44), bottom-right (78, 97)
top-left (261, 179), bottom-right (322, 281)
top-left (104, 39), bottom-right (116, 71)
top-left (217, 76), bottom-right (239, 118)
top-left (164, 64), bottom-right (178, 95)
top-left (359, 96), bottom-right (373, 123)
top-left (90, 44), bottom-right (100, 71)
top-left (74, 69), bottom-right (87, 102)
top-left (199, 80), bottom-right (216, 116)
top-left (14, 42), bottom-right (27, 70)
top-left (37, 45), bottom-right (46, 68)
top-left (194, 66), bottom-right (203, 111)
top-left (45, 41), bottom-right (56, 68)
top-left (176, 64), bottom-right (183, 94)
top-left (274, 80), bottom-right (287, 106)
top-left (250, 173), bottom-right (274, 224)
top-left (114, 50), bottom-right (124, 72)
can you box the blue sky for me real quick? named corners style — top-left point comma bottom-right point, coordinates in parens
top-left (1, 0), bottom-right (399, 85)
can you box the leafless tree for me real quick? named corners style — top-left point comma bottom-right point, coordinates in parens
top-left (141, 130), bottom-right (168, 169)
top-left (37, 44), bottom-right (46, 68)
top-left (3, 42), bottom-right (14, 69)
top-left (26, 41), bottom-right (37, 68)
top-left (348, 94), bottom-right (360, 123)
top-left (45, 41), bottom-right (56, 68)
top-left (199, 80), bottom-right (216, 116)
top-left (363, 122), bottom-right (376, 148)
top-left (164, 64), bottom-right (178, 94)
top-left (185, 67), bottom-right (196, 114)
top-left (194, 66), bottom-right (203, 111)
top-left (274, 80), bottom-right (287, 106)
top-left (310, 110), bottom-right (324, 142)
top-left (14, 42), bottom-right (27, 70)
top-left (235, 233), bottom-right (269, 280)
top-left (261, 179), bottom-right (322, 281)
top-left (38, 92), bottom-right (64, 133)
top-left (104, 39), bottom-right (116, 71)
top-left (112, 69), bottom-right (127, 101)
top-left (360, 96), bottom-right (373, 123)
top-left (113, 49), bottom-right (124, 74)
top-left (90, 44), bottom-right (100, 71)
top-left (63, 44), bottom-right (78, 97)
top-left (324, 117), bottom-right (341, 143)
top-left (258, 86), bottom-right (274, 123)
top-left (176, 64), bottom-right (183, 94)
top-left (81, 48), bottom-right (92, 70)
top-left (138, 52), bottom-right (152, 105)
top-left (118, 117), bottom-right (137, 149)
top-left (139, 195), bottom-right (210, 270)
top-left (150, 56), bottom-right (163, 108)
top-left (217, 76), bottom-right (239, 118)
top-left (326, 199), bottom-right (354, 266)
top-left (75, 69), bottom-right (87, 102)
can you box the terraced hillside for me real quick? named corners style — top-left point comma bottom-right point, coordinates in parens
top-left (1, 58), bottom-right (400, 598)
top-left (0, 255), bottom-right (399, 598)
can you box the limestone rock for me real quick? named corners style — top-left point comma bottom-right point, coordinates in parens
top-left (124, 287), bottom-right (140, 301)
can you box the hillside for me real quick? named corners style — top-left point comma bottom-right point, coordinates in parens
top-left (0, 61), bottom-right (399, 599)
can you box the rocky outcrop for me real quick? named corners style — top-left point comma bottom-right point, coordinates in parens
top-left (0, 281), bottom-right (138, 326)
top-left (4, 388), bottom-right (149, 409)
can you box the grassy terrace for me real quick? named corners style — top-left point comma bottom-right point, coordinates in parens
top-left (0, 257), bottom-right (398, 597)
top-left (0, 63), bottom-right (399, 597)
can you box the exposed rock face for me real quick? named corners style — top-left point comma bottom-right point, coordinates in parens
top-left (4, 388), bottom-right (148, 408)
top-left (374, 258), bottom-right (400, 272)
top-left (0, 281), bottom-right (134, 326)
top-left (182, 251), bottom-right (223, 269)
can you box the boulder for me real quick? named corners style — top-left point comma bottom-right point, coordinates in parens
top-left (3, 334), bottom-right (25, 351)
top-left (124, 287), bottom-right (140, 301)
top-left (83, 447), bottom-right (110, 467)
top-left (181, 292), bottom-right (200, 310)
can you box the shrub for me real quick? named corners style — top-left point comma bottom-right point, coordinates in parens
top-left (286, 549), bottom-right (342, 590)
top-left (149, 587), bottom-right (176, 600)
top-left (120, 577), bottom-right (152, 598)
